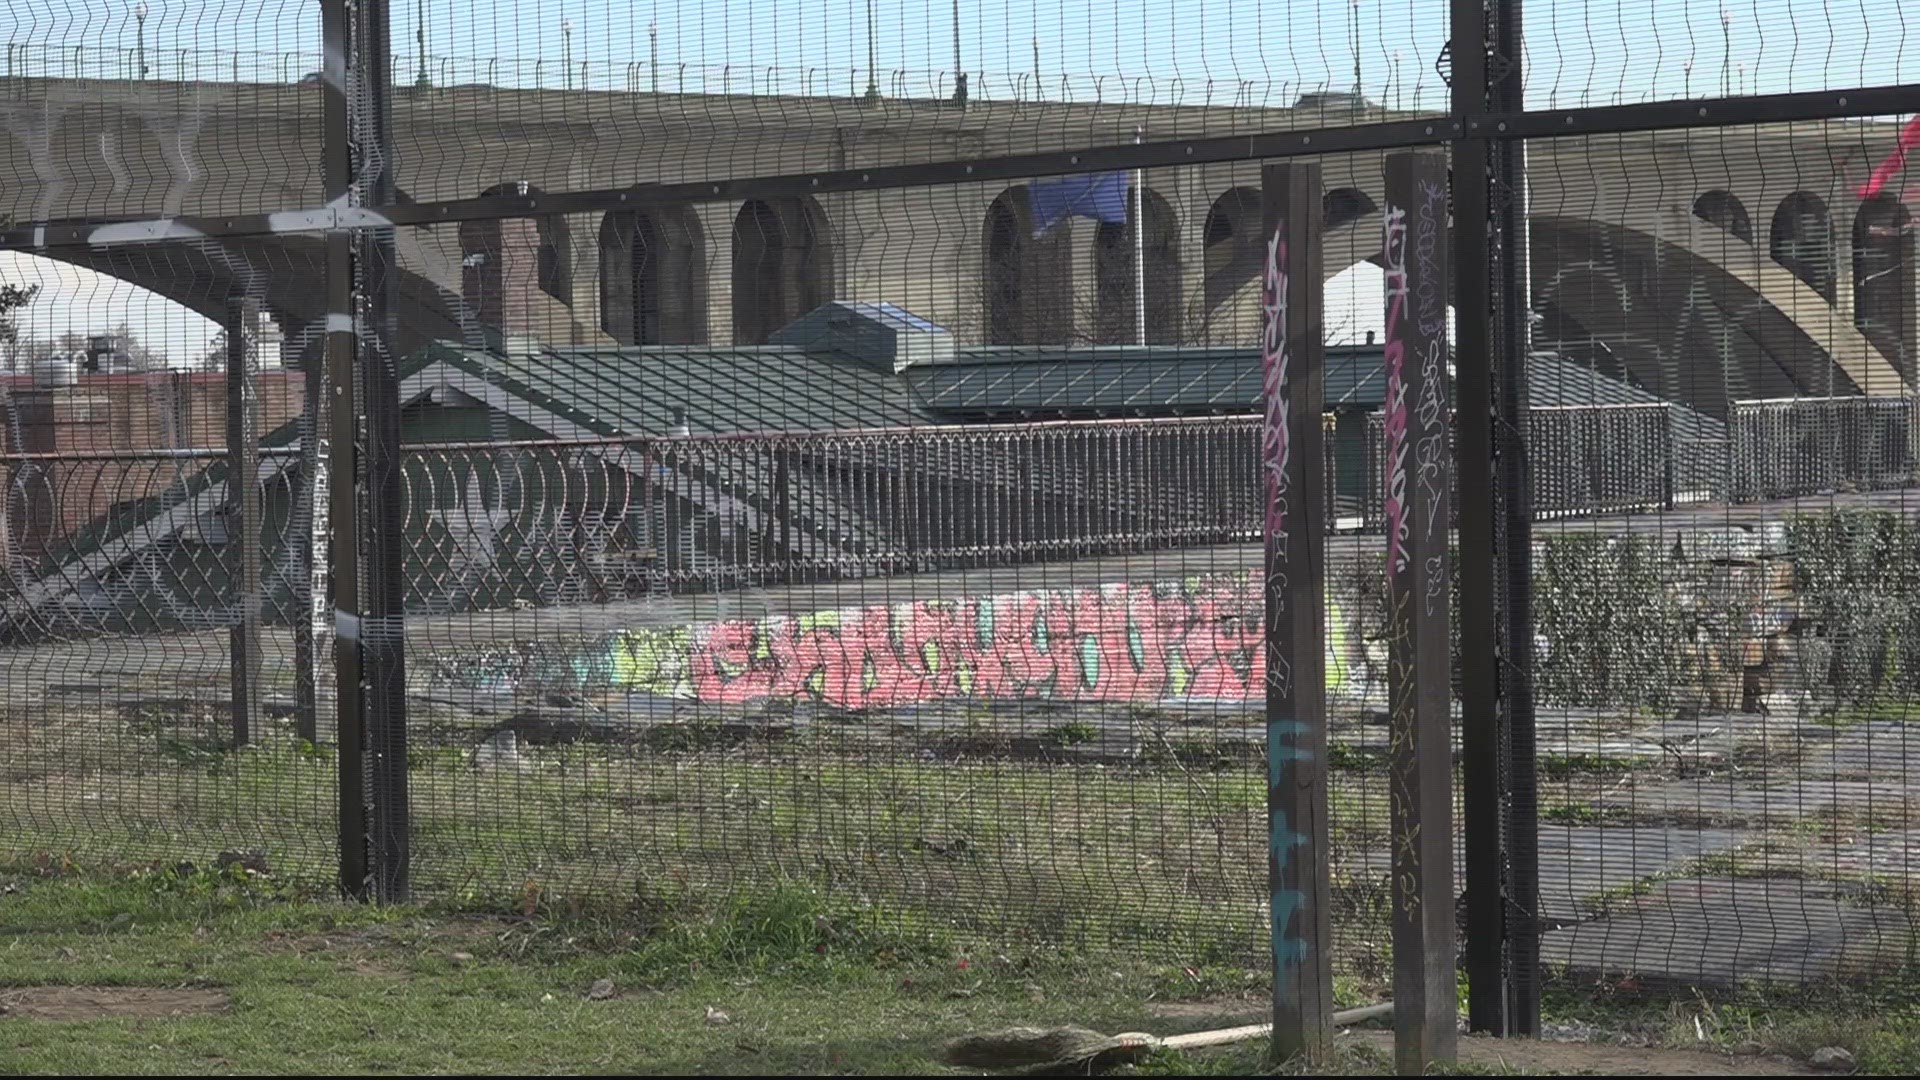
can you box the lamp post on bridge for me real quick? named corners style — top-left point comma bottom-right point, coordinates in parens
top-left (1720, 8), bottom-right (1733, 97)
top-left (415, 0), bottom-right (428, 88)
top-left (134, 1), bottom-right (148, 81)
top-left (562, 18), bottom-right (574, 91)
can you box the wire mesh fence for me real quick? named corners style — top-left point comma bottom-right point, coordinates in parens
top-left (3, 0), bottom-right (1919, 1055)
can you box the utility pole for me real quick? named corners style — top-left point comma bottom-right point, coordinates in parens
top-left (951, 0), bottom-right (967, 107)
top-left (414, 0), bottom-right (427, 88)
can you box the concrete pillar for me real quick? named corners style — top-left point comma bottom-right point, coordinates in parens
top-left (1069, 218), bottom-right (1099, 346)
top-left (567, 210), bottom-right (604, 342)
top-left (1179, 171), bottom-right (1214, 346)
top-left (700, 203), bottom-right (737, 346)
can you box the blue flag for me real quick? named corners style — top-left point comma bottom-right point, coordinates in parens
top-left (1028, 172), bottom-right (1130, 237)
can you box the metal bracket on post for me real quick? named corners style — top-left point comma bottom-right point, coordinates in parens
top-left (1260, 161), bottom-right (1336, 1064)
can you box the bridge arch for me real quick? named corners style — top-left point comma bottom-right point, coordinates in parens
top-left (1202, 186), bottom-right (1263, 314)
top-left (10, 233), bottom-right (476, 368)
top-left (1770, 191), bottom-right (1835, 301)
top-left (1093, 186), bottom-right (1182, 343)
top-left (1693, 190), bottom-right (1753, 243)
top-left (1529, 214), bottom-right (1895, 414)
top-left (1200, 207), bottom-right (1393, 346)
top-left (1324, 187), bottom-right (1378, 232)
top-left (1852, 193), bottom-right (1915, 382)
top-left (731, 196), bottom-right (834, 345)
top-left (982, 185), bottom-right (1074, 344)
top-left (458, 182), bottom-right (575, 335)
top-left (598, 205), bottom-right (707, 345)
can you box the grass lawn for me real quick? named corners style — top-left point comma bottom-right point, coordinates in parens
top-left (3, 859), bottom-right (1917, 1076)
top-left (0, 857), bottom-right (1292, 1075)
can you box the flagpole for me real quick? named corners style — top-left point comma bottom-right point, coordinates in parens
top-left (1133, 124), bottom-right (1146, 346)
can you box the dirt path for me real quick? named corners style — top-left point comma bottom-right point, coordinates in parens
top-left (0, 986), bottom-right (230, 1021)
top-left (1345, 1029), bottom-right (1815, 1076)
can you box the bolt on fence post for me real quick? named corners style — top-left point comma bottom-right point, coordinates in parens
top-left (1259, 160), bottom-right (1336, 1065)
top-left (1384, 150), bottom-right (1459, 1074)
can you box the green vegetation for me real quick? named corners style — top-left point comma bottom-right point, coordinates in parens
top-left (0, 859), bottom-right (1244, 1075)
top-left (7, 863), bottom-right (1909, 1075)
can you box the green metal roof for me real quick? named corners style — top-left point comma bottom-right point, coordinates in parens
top-left (429, 341), bottom-right (936, 435)
top-left (907, 343), bottom-right (1713, 420)
top-left (904, 344), bottom-right (1424, 416)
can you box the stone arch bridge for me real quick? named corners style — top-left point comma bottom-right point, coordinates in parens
top-left (2, 77), bottom-right (1913, 417)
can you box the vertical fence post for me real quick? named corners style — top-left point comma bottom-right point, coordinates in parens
top-left (292, 321), bottom-right (324, 744)
top-left (1259, 161), bottom-right (1335, 1063)
top-left (1453, 1), bottom-right (1506, 1033)
top-left (321, 0), bottom-right (367, 901)
top-left (357, 0), bottom-right (411, 904)
top-left (1454, 0), bottom-right (1541, 1037)
top-left (1383, 151), bottom-right (1458, 1073)
top-left (226, 295), bottom-right (262, 748)
top-left (1663, 405), bottom-right (1677, 510)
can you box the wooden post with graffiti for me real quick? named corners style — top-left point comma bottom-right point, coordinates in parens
top-left (1382, 151), bottom-right (1458, 1073)
top-left (1259, 161), bottom-right (1336, 1062)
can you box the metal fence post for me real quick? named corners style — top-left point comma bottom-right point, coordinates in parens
top-left (1492, 0), bottom-right (1542, 1036)
top-left (1663, 405), bottom-right (1677, 511)
top-left (1454, 0), bottom-right (1541, 1037)
top-left (225, 295), bottom-right (262, 748)
top-left (1259, 161), bottom-right (1336, 1063)
top-left (357, 0), bottom-right (410, 905)
top-left (321, 0), bottom-right (367, 901)
top-left (291, 319), bottom-right (324, 745)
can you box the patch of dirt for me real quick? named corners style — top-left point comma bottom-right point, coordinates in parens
top-left (257, 929), bottom-right (409, 976)
top-left (1144, 993), bottom-right (1267, 1024)
top-left (423, 916), bottom-right (510, 944)
top-left (0, 986), bottom-right (230, 1021)
top-left (1347, 1030), bottom-right (1815, 1075)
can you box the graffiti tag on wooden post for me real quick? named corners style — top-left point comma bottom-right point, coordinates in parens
top-left (1383, 151), bottom-right (1458, 1074)
top-left (1260, 161), bottom-right (1336, 1063)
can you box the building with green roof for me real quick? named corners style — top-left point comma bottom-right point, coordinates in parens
top-left (1, 301), bottom-right (1713, 644)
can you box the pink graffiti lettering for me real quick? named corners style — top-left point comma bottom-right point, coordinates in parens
top-left (1381, 205), bottom-right (1412, 577)
top-left (657, 577), bottom-right (1285, 709)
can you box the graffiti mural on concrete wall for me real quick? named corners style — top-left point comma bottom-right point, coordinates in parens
top-left (429, 573), bottom-right (1371, 709)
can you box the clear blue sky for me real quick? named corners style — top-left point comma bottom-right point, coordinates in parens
top-left (4, 0), bottom-right (1915, 107)
top-left (3, 0), bottom-right (1915, 361)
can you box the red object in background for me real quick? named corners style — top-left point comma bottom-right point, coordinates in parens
top-left (1857, 115), bottom-right (1920, 199)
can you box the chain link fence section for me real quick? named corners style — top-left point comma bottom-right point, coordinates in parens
top-left (3, 0), bottom-right (1919, 1035)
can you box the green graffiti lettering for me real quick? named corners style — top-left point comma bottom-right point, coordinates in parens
top-left (798, 610), bottom-right (841, 634)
